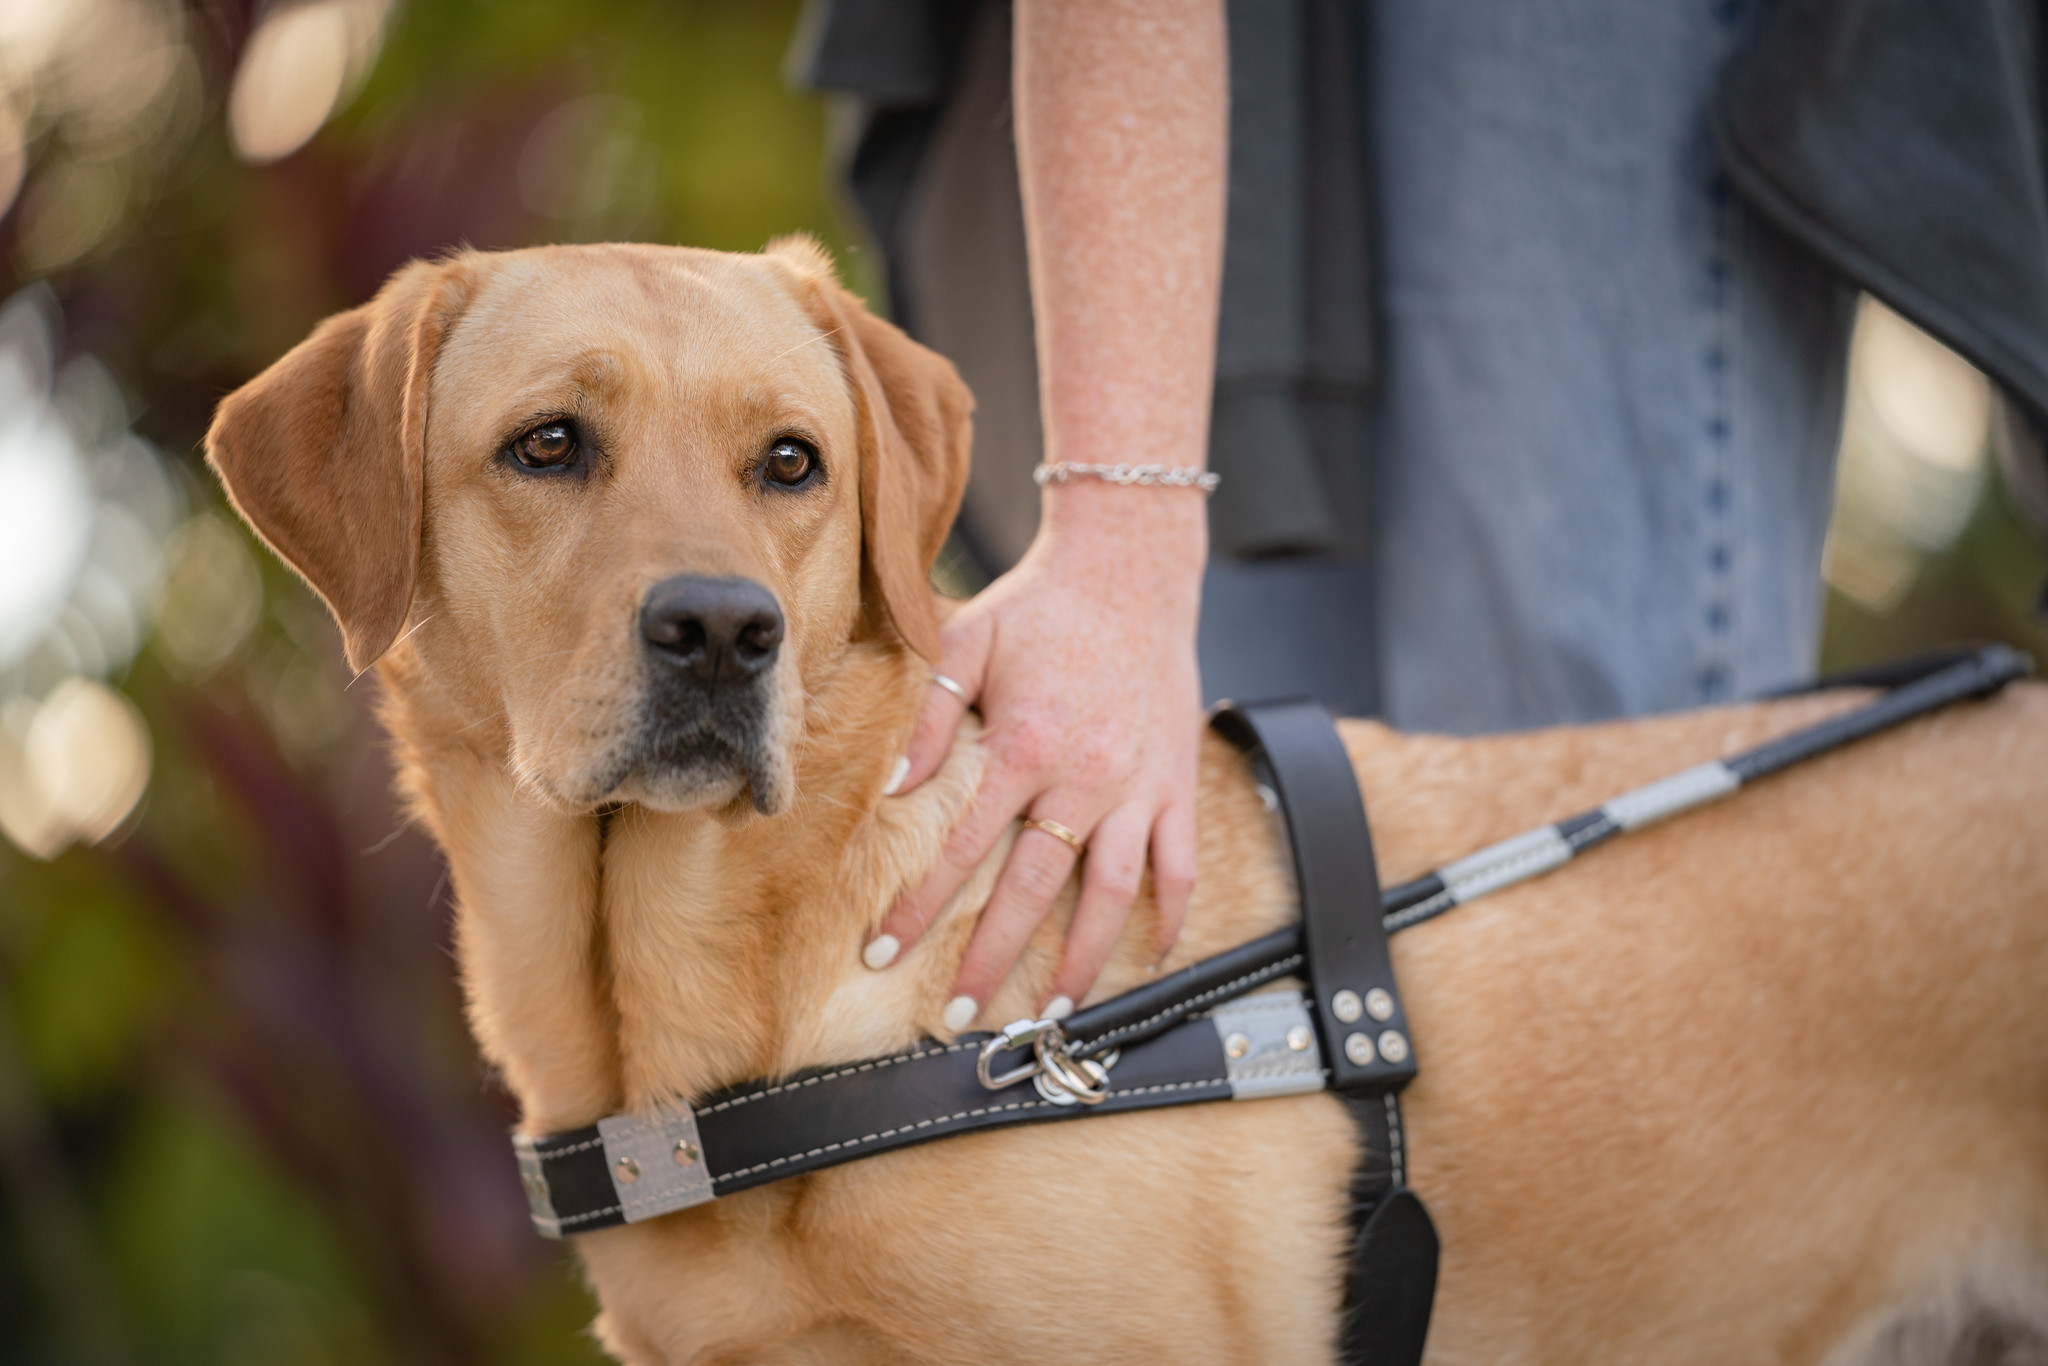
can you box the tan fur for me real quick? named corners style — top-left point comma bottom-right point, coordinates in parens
top-left (208, 241), bottom-right (2048, 1364)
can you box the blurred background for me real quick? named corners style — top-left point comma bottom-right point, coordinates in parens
top-left (0, 1), bottom-right (2040, 1363)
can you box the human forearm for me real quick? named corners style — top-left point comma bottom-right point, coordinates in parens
top-left (1015, 0), bottom-right (1227, 579)
top-left (870, 0), bottom-right (1228, 1020)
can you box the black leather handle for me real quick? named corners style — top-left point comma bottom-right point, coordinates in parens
top-left (1063, 926), bottom-right (1302, 1057)
top-left (1209, 700), bottom-right (1417, 1094)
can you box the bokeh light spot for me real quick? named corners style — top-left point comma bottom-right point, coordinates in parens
top-left (228, 0), bottom-right (391, 165)
top-left (0, 676), bottom-right (150, 859)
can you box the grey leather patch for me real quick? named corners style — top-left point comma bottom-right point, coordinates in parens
top-left (512, 1134), bottom-right (563, 1240)
top-left (1212, 991), bottom-right (1326, 1100)
top-left (601, 1107), bottom-right (715, 1223)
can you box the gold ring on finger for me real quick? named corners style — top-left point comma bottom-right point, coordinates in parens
top-left (1020, 817), bottom-right (1086, 855)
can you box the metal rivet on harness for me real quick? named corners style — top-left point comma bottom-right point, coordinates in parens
top-left (1224, 1031), bottom-right (1251, 1059)
top-left (1332, 989), bottom-right (1364, 1023)
top-left (1365, 988), bottom-right (1395, 1022)
top-left (615, 1157), bottom-right (641, 1184)
top-left (1378, 1031), bottom-right (1410, 1065)
top-left (1344, 1032), bottom-right (1375, 1065)
top-left (674, 1140), bottom-right (698, 1167)
top-left (1286, 1024), bottom-right (1313, 1051)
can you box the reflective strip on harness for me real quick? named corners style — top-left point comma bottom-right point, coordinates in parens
top-left (1439, 825), bottom-right (1574, 903)
top-left (1601, 760), bottom-right (1740, 830)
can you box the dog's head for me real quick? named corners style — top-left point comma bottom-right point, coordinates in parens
top-left (206, 239), bottom-right (970, 814)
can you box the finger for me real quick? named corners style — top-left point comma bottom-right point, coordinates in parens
top-left (1044, 804), bottom-right (1151, 1012)
top-left (891, 677), bottom-right (967, 798)
top-left (865, 765), bottom-right (1033, 968)
top-left (1148, 796), bottom-right (1198, 963)
top-left (893, 615), bottom-right (993, 797)
top-left (945, 812), bottom-right (1090, 1026)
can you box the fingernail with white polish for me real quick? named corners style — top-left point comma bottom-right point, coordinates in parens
top-left (942, 995), bottom-right (978, 1033)
top-left (1043, 995), bottom-right (1074, 1022)
top-left (882, 756), bottom-right (910, 797)
top-left (862, 934), bottom-right (900, 970)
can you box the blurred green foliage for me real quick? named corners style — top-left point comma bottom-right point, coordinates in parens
top-left (0, 2), bottom-right (846, 1362)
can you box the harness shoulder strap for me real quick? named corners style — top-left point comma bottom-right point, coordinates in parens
top-left (1209, 700), bottom-right (1438, 1366)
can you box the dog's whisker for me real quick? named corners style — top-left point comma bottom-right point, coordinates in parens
top-left (766, 324), bottom-right (845, 365)
top-left (347, 612), bottom-right (438, 688)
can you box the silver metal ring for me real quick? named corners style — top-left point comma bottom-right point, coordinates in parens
top-left (930, 672), bottom-right (970, 705)
top-left (978, 1018), bottom-right (1058, 1090)
top-left (1032, 1033), bottom-right (1110, 1105)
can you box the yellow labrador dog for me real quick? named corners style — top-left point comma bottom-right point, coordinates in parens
top-left (207, 239), bottom-right (2048, 1365)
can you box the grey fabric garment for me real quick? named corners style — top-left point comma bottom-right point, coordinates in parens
top-left (894, 3), bottom-right (1044, 574)
top-left (1717, 0), bottom-right (2048, 427)
top-left (784, 0), bottom-right (964, 105)
top-left (1716, 0), bottom-right (2048, 535)
top-left (1368, 0), bottom-right (1856, 731)
top-left (1208, 0), bottom-right (1377, 560)
top-left (1198, 558), bottom-right (1379, 716)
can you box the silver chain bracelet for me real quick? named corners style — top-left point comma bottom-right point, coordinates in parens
top-left (1032, 461), bottom-right (1221, 494)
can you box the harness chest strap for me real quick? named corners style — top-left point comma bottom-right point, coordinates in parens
top-left (515, 986), bottom-right (1328, 1237)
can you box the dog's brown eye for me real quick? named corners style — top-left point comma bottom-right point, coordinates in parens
top-left (512, 421), bottom-right (579, 469)
top-left (763, 439), bottom-right (817, 487)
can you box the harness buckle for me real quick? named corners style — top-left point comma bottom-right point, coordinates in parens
top-left (976, 1018), bottom-right (1117, 1105)
top-left (977, 1018), bottom-right (1057, 1090)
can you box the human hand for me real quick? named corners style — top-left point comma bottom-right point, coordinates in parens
top-left (863, 506), bottom-right (1204, 1031)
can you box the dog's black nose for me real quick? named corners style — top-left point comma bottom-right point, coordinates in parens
top-left (640, 576), bottom-right (784, 685)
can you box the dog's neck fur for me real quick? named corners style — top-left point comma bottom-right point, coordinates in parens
top-left (375, 630), bottom-right (1215, 1135)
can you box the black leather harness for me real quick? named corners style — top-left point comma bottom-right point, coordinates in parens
top-left (512, 644), bottom-right (2028, 1365)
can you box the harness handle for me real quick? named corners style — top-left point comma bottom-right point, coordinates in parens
top-left (1209, 699), bottom-right (1419, 1095)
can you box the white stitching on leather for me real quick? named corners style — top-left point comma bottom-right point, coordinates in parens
top-left (1384, 1092), bottom-right (1404, 1187)
top-left (713, 1077), bottom-right (1235, 1184)
top-left (1077, 955), bottom-right (1306, 1051)
top-left (1230, 1064), bottom-right (1332, 1082)
top-left (693, 1039), bottom-right (983, 1118)
top-left (1384, 890), bottom-right (1455, 931)
top-left (534, 1134), bottom-right (606, 1160)
top-left (1212, 992), bottom-right (1312, 1016)
top-left (558, 1203), bottom-right (622, 1226)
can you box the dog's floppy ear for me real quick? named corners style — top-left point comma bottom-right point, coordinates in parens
top-left (773, 239), bottom-right (972, 661)
top-left (206, 257), bottom-right (473, 673)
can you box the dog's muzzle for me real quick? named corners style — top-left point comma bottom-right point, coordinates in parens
top-left (625, 574), bottom-right (786, 809)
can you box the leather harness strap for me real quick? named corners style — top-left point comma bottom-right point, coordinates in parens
top-left (1209, 700), bottom-right (1418, 1094)
top-left (1210, 700), bottom-right (1439, 1366)
top-left (509, 643), bottom-right (2031, 1366)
